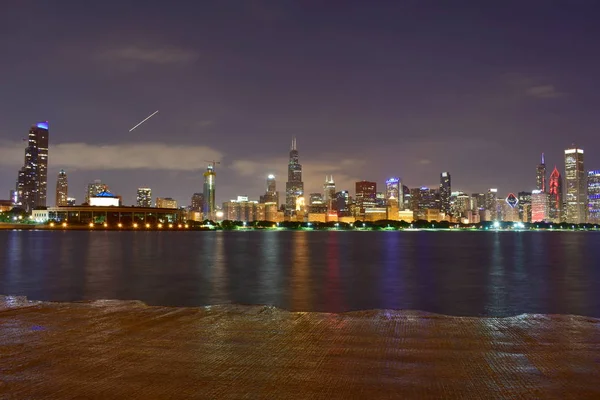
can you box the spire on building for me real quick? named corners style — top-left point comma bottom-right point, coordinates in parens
top-left (291, 137), bottom-right (297, 151)
top-left (541, 152), bottom-right (545, 164)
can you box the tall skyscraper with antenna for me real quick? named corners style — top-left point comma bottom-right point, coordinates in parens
top-left (285, 138), bottom-right (304, 215)
top-left (536, 153), bottom-right (547, 192)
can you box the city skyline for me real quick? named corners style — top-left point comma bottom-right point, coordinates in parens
top-left (2, 2), bottom-right (600, 205)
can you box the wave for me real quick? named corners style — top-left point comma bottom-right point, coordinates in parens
top-left (2, 295), bottom-right (599, 323)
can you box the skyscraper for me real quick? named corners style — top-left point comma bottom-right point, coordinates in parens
top-left (548, 167), bottom-right (563, 222)
top-left (16, 122), bottom-right (49, 212)
top-left (439, 172), bottom-right (451, 214)
top-left (55, 169), bottom-right (68, 207)
top-left (564, 147), bottom-right (586, 224)
top-left (531, 190), bottom-right (549, 222)
top-left (285, 138), bottom-right (304, 215)
top-left (323, 176), bottom-right (336, 209)
top-left (136, 188), bottom-right (152, 207)
top-left (385, 177), bottom-right (401, 206)
top-left (86, 180), bottom-right (108, 204)
top-left (588, 170), bottom-right (600, 224)
top-left (203, 163), bottom-right (217, 219)
top-left (333, 190), bottom-right (350, 215)
top-left (191, 193), bottom-right (204, 211)
top-left (260, 175), bottom-right (279, 206)
top-left (355, 181), bottom-right (377, 214)
top-left (485, 188), bottom-right (498, 220)
top-left (536, 153), bottom-right (547, 192)
top-left (518, 191), bottom-right (532, 222)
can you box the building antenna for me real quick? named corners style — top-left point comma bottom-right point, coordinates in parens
top-left (291, 137), bottom-right (297, 151)
top-left (205, 160), bottom-right (221, 169)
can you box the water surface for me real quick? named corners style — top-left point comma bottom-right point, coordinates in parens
top-left (1, 230), bottom-right (598, 317)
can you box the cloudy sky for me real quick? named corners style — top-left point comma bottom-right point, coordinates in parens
top-left (1, 1), bottom-right (600, 205)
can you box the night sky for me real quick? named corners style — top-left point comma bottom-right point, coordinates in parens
top-left (2, 1), bottom-right (600, 206)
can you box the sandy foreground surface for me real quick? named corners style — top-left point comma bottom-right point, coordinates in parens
top-left (1, 296), bottom-right (599, 399)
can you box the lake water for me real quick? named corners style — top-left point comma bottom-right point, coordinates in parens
top-left (1, 230), bottom-right (599, 317)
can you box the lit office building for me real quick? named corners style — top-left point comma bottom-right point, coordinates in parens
top-left (156, 197), bottom-right (178, 209)
top-left (285, 138), bottom-right (304, 215)
top-left (323, 176), bottom-right (335, 208)
top-left (136, 188), bottom-right (152, 207)
top-left (531, 190), bottom-right (549, 222)
top-left (536, 153), bottom-right (546, 192)
top-left (333, 191), bottom-right (350, 216)
top-left (203, 163), bottom-right (217, 219)
top-left (55, 170), bottom-right (68, 207)
top-left (222, 196), bottom-right (260, 222)
top-left (67, 197), bottom-right (76, 206)
top-left (518, 191), bottom-right (532, 222)
top-left (190, 193), bottom-right (204, 211)
top-left (485, 188), bottom-right (498, 220)
top-left (471, 193), bottom-right (485, 211)
top-left (588, 170), bottom-right (600, 224)
top-left (16, 122), bottom-right (49, 212)
top-left (439, 172), bottom-right (451, 214)
top-left (564, 147), bottom-right (587, 224)
top-left (548, 167), bottom-right (563, 223)
top-left (355, 181), bottom-right (377, 214)
top-left (376, 192), bottom-right (386, 207)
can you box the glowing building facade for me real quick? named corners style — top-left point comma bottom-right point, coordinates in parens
top-left (548, 167), bottom-right (563, 222)
top-left (285, 138), bottom-right (304, 215)
top-left (385, 178), bottom-right (401, 207)
top-left (531, 190), bottom-right (549, 222)
top-left (203, 164), bottom-right (216, 219)
top-left (55, 170), bottom-right (68, 207)
top-left (588, 170), bottom-right (600, 224)
top-left (16, 122), bottom-right (49, 212)
top-left (564, 147), bottom-right (586, 224)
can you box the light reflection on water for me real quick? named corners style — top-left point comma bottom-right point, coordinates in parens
top-left (0, 230), bottom-right (599, 317)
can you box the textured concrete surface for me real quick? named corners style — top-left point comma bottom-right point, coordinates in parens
top-left (1, 296), bottom-right (599, 399)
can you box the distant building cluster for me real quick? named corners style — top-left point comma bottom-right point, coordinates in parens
top-left (3, 122), bottom-right (600, 226)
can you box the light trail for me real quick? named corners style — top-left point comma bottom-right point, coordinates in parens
top-left (129, 110), bottom-right (159, 132)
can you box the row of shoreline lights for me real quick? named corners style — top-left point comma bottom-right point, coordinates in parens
top-left (48, 222), bottom-right (190, 229)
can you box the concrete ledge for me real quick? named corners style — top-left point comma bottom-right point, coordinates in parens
top-left (1, 299), bottom-right (599, 398)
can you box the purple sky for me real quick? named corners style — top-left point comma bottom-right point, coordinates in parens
top-left (1, 1), bottom-right (600, 206)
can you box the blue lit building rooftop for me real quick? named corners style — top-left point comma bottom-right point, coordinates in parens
top-left (94, 191), bottom-right (117, 198)
top-left (36, 122), bottom-right (49, 130)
